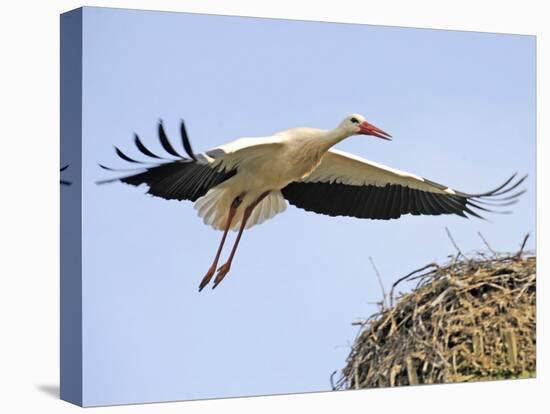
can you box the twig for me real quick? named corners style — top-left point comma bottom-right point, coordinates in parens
top-left (353, 360), bottom-right (360, 389)
top-left (369, 256), bottom-right (387, 309)
top-left (477, 231), bottom-right (496, 256)
top-left (390, 263), bottom-right (440, 307)
top-left (445, 227), bottom-right (464, 258)
top-left (330, 370), bottom-right (338, 390)
top-left (515, 233), bottom-right (530, 259)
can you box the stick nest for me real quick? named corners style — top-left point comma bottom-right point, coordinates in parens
top-left (335, 249), bottom-right (536, 389)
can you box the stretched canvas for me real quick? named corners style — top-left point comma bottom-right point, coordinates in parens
top-left (60, 6), bottom-right (536, 407)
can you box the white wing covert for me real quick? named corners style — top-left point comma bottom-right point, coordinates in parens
top-left (281, 149), bottom-right (525, 220)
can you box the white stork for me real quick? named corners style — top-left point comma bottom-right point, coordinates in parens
top-left (98, 114), bottom-right (525, 291)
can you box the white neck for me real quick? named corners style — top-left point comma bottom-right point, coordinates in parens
top-left (320, 126), bottom-right (352, 150)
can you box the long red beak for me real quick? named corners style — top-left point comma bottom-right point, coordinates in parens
top-left (359, 121), bottom-right (392, 140)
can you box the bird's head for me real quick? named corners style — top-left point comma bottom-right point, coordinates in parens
top-left (339, 114), bottom-right (392, 140)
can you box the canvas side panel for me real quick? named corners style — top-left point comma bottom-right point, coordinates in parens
top-left (60, 8), bottom-right (83, 407)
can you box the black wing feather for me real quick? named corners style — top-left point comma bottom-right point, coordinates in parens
top-left (180, 120), bottom-right (197, 161)
top-left (115, 146), bottom-right (141, 163)
top-left (281, 174), bottom-right (525, 220)
top-left (134, 133), bottom-right (163, 159)
top-left (98, 120), bottom-right (236, 202)
top-left (120, 161), bottom-right (236, 202)
top-left (158, 121), bottom-right (183, 157)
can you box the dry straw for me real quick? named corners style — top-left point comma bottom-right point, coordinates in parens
top-left (335, 234), bottom-right (536, 389)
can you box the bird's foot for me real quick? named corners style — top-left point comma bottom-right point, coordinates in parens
top-left (198, 265), bottom-right (216, 292)
top-left (212, 262), bottom-right (232, 289)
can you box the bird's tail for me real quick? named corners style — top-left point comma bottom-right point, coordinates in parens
top-left (194, 186), bottom-right (231, 231)
top-left (194, 188), bottom-right (287, 231)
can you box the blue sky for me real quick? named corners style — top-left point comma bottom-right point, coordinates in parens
top-left (75, 7), bottom-right (535, 406)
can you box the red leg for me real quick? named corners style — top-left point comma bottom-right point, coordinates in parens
top-left (212, 192), bottom-right (270, 290)
top-left (198, 197), bottom-right (241, 292)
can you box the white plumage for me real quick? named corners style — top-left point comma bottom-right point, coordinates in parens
top-left (195, 186), bottom-right (287, 230)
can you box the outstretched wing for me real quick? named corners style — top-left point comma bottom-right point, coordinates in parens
top-left (281, 148), bottom-right (525, 220)
top-left (97, 120), bottom-right (237, 202)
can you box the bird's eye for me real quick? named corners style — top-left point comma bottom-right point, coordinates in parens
top-left (350, 117), bottom-right (359, 124)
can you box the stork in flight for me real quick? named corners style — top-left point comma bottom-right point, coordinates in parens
top-left (98, 114), bottom-right (525, 291)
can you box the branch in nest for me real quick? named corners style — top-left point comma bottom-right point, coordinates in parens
top-left (369, 256), bottom-right (387, 309)
top-left (515, 233), bottom-right (530, 260)
top-left (477, 231), bottom-right (497, 256)
top-left (390, 263), bottom-right (440, 307)
top-left (445, 227), bottom-right (464, 258)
